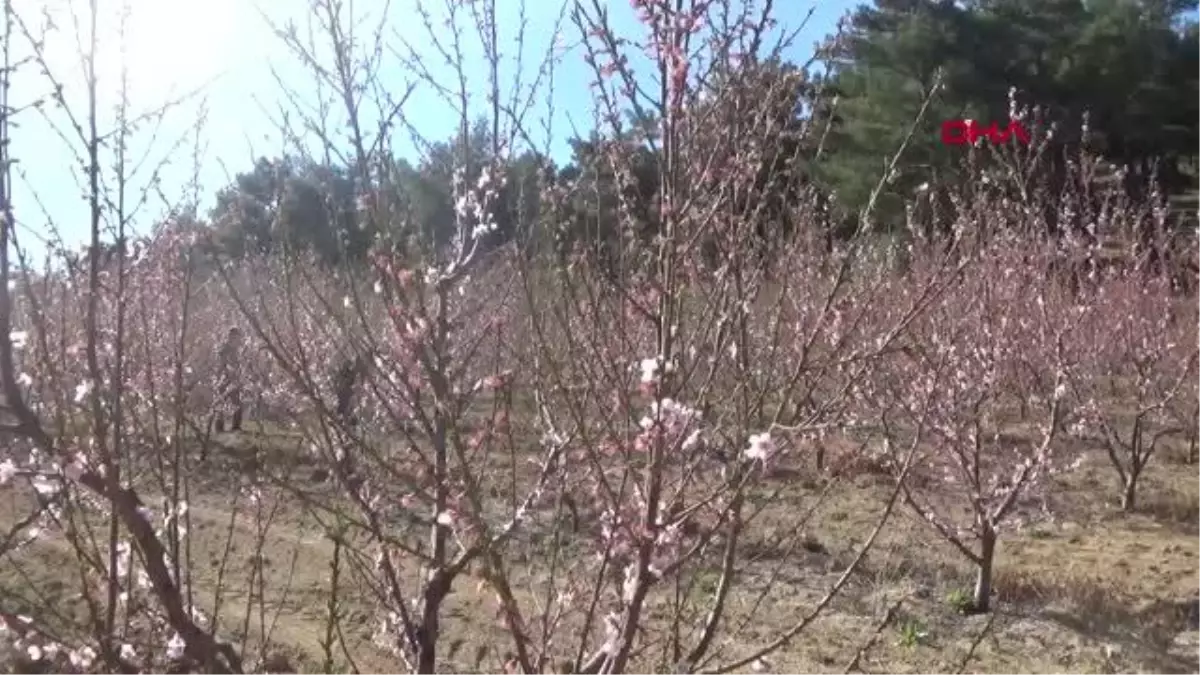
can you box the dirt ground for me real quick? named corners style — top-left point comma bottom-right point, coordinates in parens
top-left (1, 425), bottom-right (1196, 674)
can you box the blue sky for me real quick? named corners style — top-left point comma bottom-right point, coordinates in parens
top-left (7, 0), bottom-right (855, 255)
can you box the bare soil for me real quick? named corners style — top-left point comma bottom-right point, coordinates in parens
top-left (1, 425), bottom-right (1196, 674)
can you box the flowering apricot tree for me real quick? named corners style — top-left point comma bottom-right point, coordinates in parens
top-left (858, 229), bottom-right (1080, 613)
top-left (1065, 253), bottom-right (1199, 511)
top-left (501, 2), bottom-right (949, 671)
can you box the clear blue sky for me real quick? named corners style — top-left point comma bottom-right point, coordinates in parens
top-left (7, 0), bottom-right (855, 255)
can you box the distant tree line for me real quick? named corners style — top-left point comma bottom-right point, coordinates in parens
top-left (198, 0), bottom-right (1198, 269)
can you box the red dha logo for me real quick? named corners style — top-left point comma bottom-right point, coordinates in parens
top-left (941, 119), bottom-right (1031, 146)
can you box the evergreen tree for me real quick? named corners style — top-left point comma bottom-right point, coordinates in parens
top-left (815, 0), bottom-right (1198, 235)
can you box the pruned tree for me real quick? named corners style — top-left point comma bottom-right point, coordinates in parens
top-left (1066, 255), bottom-right (1199, 510)
top-left (858, 222), bottom-right (1081, 613)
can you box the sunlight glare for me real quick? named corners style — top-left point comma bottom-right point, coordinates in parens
top-left (33, 0), bottom-right (256, 103)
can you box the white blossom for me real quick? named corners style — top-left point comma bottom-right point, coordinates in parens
top-left (639, 357), bottom-right (660, 384)
top-left (0, 459), bottom-right (16, 484)
top-left (31, 475), bottom-right (58, 496)
top-left (166, 633), bottom-right (186, 660)
top-left (745, 432), bottom-right (776, 462)
top-left (69, 646), bottom-right (96, 669)
top-left (640, 398), bottom-right (700, 430)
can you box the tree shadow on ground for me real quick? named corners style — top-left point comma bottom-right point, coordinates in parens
top-left (1039, 594), bottom-right (1198, 673)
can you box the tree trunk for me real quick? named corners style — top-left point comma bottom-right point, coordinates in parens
top-left (1121, 471), bottom-right (1139, 512)
top-left (1185, 403), bottom-right (1195, 461)
top-left (973, 527), bottom-right (996, 613)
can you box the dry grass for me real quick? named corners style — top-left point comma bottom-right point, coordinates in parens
top-left (1, 427), bottom-right (1197, 673)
